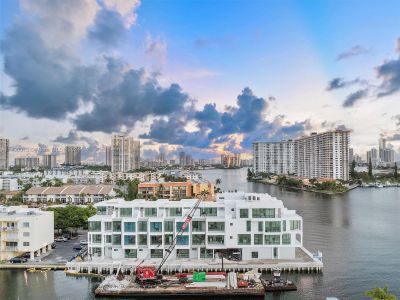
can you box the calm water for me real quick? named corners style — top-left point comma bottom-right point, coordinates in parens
top-left (1, 168), bottom-right (399, 300)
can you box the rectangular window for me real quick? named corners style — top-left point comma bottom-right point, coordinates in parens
top-left (207, 235), bottom-right (224, 245)
top-left (200, 207), bottom-right (217, 216)
top-left (124, 222), bottom-right (136, 232)
top-left (125, 249), bottom-right (137, 258)
top-left (176, 222), bottom-right (189, 232)
top-left (258, 221), bottom-right (263, 232)
top-left (105, 222), bottom-right (112, 231)
top-left (192, 234), bottom-right (206, 246)
top-left (88, 221), bottom-right (101, 232)
top-left (251, 251), bottom-right (258, 259)
top-left (239, 209), bottom-right (249, 218)
top-left (145, 208), bottom-right (157, 217)
top-left (192, 221), bottom-right (206, 232)
top-left (200, 248), bottom-right (213, 258)
top-left (164, 234), bottom-right (173, 245)
top-left (282, 233), bottom-right (291, 245)
top-left (112, 221), bottom-right (121, 232)
top-left (264, 235), bottom-right (280, 245)
top-left (177, 249), bottom-right (189, 258)
top-left (208, 222), bottom-right (225, 232)
top-left (138, 221), bottom-right (147, 232)
top-left (290, 220), bottom-right (301, 230)
top-left (124, 235), bottom-right (136, 245)
top-left (92, 234), bottom-right (102, 243)
top-left (238, 234), bottom-right (251, 245)
top-left (283, 220), bottom-right (286, 231)
top-left (23, 222), bottom-right (30, 228)
top-left (254, 234), bottom-right (263, 245)
top-left (97, 206), bottom-right (107, 215)
top-left (150, 235), bottom-right (162, 246)
top-left (23, 242), bottom-right (30, 246)
top-left (151, 249), bottom-right (163, 258)
top-left (138, 234), bottom-right (147, 246)
top-left (252, 208), bottom-right (275, 218)
top-left (177, 235), bottom-right (189, 245)
top-left (23, 232), bottom-right (30, 237)
top-left (105, 235), bottom-right (111, 244)
top-left (150, 222), bottom-right (162, 233)
top-left (265, 221), bottom-right (281, 232)
top-left (164, 220), bottom-right (173, 232)
top-left (112, 234), bottom-right (121, 245)
top-left (246, 220), bottom-right (251, 232)
top-left (120, 207), bottom-right (132, 217)
top-left (169, 207), bottom-right (182, 216)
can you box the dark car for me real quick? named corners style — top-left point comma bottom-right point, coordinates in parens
top-left (73, 243), bottom-right (82, 251)
top-left (20, 253), bottom-right (31, 259)
top-left (9, 257), bottom-right (27, 263)
top-left (63, 234), bottom-right (71, 240)
top-left (51, 242), bottom-right (56, 249)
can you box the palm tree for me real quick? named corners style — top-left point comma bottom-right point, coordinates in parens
top-left (365, 285), bottom-right (398, 300)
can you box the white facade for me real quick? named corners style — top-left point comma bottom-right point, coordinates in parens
top-left (14, 157), bottom-right (40, 170)
top-left (0, 178), bottom-right (20, 191)
top-left (65, 146), bottom-right (82, 166)
top-left (87, 192), bottom-right (303, 261)
top-left (253, 141), bottom-right (295, 175)
top-left (0, 139), bottom-right (9, 170)
top-left (111, 135), bottom-right (140, 172)
top-left (0, 206), bottom-right (54, 260)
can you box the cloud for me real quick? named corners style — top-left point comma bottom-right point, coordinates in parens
top-left (145, 33), bottom-right (167, 64)
top-left (336, 45), bottom-right (369, 60)
top-left (342, 89), bottom-right (369, 107)
top-left (375, 57), bottom-right (400, 98)
top-left (392, 114), bottom-right (400, 127)
top-left (103, 0), bottom-right (141, 27)
top-left (20, 136), bottom-right (29, 141)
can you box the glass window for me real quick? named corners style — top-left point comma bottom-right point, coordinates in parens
top-left (150, 222), bottom-right (162, 233)
top-left (164, 220), bottom-right (174, 232)
top-left (264, 235), bottom-right (280, 245)
top-left (23, 242), bottom-right (30, 246)
top-left (105, 235), bottom-right (111, 243)
top-left (125, 249), bottom-right (137, 258)
top-left (177, 249), bottom-right (189, 258)
top-left (112, 234), bottom-right (121, 245)
top-left (23, 232), bottom-right (30, 237)
top-left (88, 221), bottom-right (101, 232)
top-left (176, 221), bottom-right (189, 232)
top-left (124, 235), bottom-right (136, 245)
top-left (177, 235), bottom-right (189, 245)
top-left (23, 222), bottom-right (30, 228)
top-left (246, 221), bottom-right (251, 232)
top-left (120, 207), bottom-right (132, 217)
top-left (238, 234), bottom-right (251, 245)
top-left (192, 234), bottom-right (206, 245)
top-left (145, 208), bottom-right (157, 217)
top-left (150, 235), bottom-right (162, 246)
top-left (239, 209), bottom-right (248, 218)
top-left (283, 220), bottom-right (286, 231)
top-left (282, 233), bottom-right (291, 245)
top-left (112, 221), bottom-right (121, 232)
top-left (265, 221), bottom-right (281, 232)
top-left (251, 251), bottom-right (258, 259)
top-left (92, 234), bottom-right (102, 243)
top-left (169, 207), bottom-right (182, 216)
top-left (138, 221), bottom-right (147, 232)
top-left (97, 206), bottom-right (106, 215)
top-left (200, 248), bottom-right (213, 258)
top-left (254, 234), bottom-right (263, 245)
top-left (151, 249), bottom-right (163, 258)
top-left (138, 234), bottom-right (147, 246)
top-left (124, 222), bottom-right (136, 232)
top-left (200, 207), bottom-right (217, 216)
top-left (164, 234), bottom-right (174, 245)
top-left (290, 220), bottom-right (301, 230)
top-left (208, 222), bottom-right (225, 231)
top-left (252, 208), bottom-right (275, 218)
top-left (258, 221), bottom-right (263, 232)
top-left (207, 235), bottom-right (224, 245)
top-left (192, 221), bottom-right (206, 232)
top-left (105, 222), bottom-right (112, 231)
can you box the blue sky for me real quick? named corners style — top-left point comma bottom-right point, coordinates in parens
top-left (0, 0), bottom-right (399, 162)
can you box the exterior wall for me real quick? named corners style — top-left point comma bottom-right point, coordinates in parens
top-left (65, 146), bottom-right (82, 166)
top-left (14, 157), bottom-right (40, 170)
top-left (87, 193), bottom-right (303, 261)
top-left (253, 141), bottom-right (295, 175)
top-left (0, 178), bottom-right (19, 191)
top-left (111, 135), bottom-right (140, 172)
top-left (0, 139), bottom-right (9, 170)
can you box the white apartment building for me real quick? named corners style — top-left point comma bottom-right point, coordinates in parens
top-left (42, 154), bottom-right (57, 169)
top-left (111, 135), bottom-right (140, 172)
top-left (0, 178), bottom-right (20, 191)
top-left (253, 141), bottom-right (295, 175)
top-left (14, 157), bottom-right (40, 170)
top-left (0, 206), bottom-right (54, 260)
top-left (253, 130), bottom-right (350, 180)
top-left (87, 192), bottom-right (302, 261)
top-left (0, 139), bottom-right (9, 170)
top-left (65, 146), bottom-right (82, 166)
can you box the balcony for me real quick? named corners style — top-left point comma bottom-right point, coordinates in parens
top-left (0, 227), bottom-right (17, 232)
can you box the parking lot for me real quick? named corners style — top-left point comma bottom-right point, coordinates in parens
top-left (41, 231), bottom-right (88, 263)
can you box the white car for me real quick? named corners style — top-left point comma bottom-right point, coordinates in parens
top-left (55, 237), bottom-right (68, 242)
top-left (79, 240), bottom-right (88, 245)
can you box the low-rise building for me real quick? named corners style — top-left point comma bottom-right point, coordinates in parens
top-left (23, 185), bottom-right (115, 204)
top-left (87, 192), bottom-right (303, 261)
top-left (0, 178), bottom-right (20, 191)
top-left (0, 206), bottom-right (54, 260)
top-left (138, 181), bottom-right (214, 200)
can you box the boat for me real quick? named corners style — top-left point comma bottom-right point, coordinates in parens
top-left (260, 269), bottom-right (297, 292)
top-left (27, 267), bottom-right (51, 273)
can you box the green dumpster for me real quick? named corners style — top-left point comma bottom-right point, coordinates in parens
top-left (193, 272), bottom-right (206, 282)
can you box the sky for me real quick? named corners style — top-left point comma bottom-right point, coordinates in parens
top-left (0, 0), bottom-right (399, 163)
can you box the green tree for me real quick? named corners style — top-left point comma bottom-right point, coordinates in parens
top-left (394, 162), bottom-right (398, 179)
top-left (365, 285), bottom-right (398, 300)
top-left (368, 158), bottom-right (373, 178)
top-left (350, 160), bottom-right (357, 179)
top-left (247, 168), bottom-right (253, 180)
top-left (126, 179), bottom-right (139, 200)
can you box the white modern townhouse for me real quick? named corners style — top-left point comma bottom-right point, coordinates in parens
top-left (0, 206), bottom-right (54, 260)
top-left (87, 192), bottom-right (303, 262)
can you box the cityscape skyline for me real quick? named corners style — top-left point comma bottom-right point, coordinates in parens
top-left (0, 0), bottom-right (399, 162)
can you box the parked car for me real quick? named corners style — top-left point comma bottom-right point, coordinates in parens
top-left (73, 243), bottom-right (82, 251)
top-left (79, 240), bottom-right (88, 245)
top-left (55, 237), bottom-right (68, 242)
top-left (51, 242), bottom-right (56, 249)
top-left (19, 252), bottom-right (31, 259)
top-left (9, 257), bottom-right (27, 263)
top-left (63, 234), bottom-right (71, 240)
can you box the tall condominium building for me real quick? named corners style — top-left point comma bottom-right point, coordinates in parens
top-left (179, 152), bottom-right (185, 167)
top-left (14, 157), bottom-right (40, 169)
top-left (253, 130), bottom-right (350, 180)
top-left (366, 148), bottom-right (378, 166)
top-left (42, 154), bottom-right (57, 169)
top-left (111, 134), bottom-right (140, 172)
top-left (378, 138), bottom-right (386, 162)
top-left (0, 138), bottom-right (9, 170)
top-left (253, 141), bottom-right (295, 175)
top-left (64, 146), bottom-right (81, 166)
top-left (105, 146), bottom-right (112, 167)
top-left (383, 148), bottom-right (395, 163)
top-left (87, 192), bottom-right (303, 261)
top-left (221, 153), bottom-right (242, 168)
